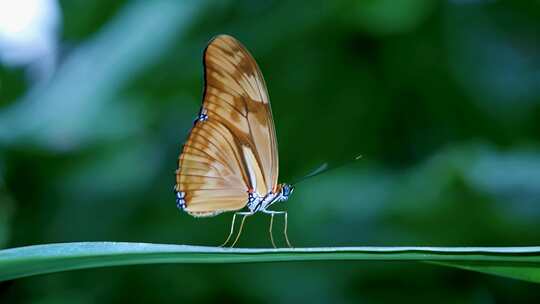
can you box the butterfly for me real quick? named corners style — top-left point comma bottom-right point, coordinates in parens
top-left (174, 35), bottom-right (294, 248)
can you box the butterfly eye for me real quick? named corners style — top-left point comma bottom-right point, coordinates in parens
top-left (282, 184), bottom-right (294, 197)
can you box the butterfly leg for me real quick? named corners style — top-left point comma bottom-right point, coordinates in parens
top-left (220, 212), bottom-right (253, 247)
top-left (230, 212), bottom-right (253, 248)
top-left (283, 211), bottom-right (292, 248)
top-left (220, 212), bottom-right (239, 247)
top-left (269, 212), bottom-right (277, 248)
top-left (262, 210), bottom-right (292, 248)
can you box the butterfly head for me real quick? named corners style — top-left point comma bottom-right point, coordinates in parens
top-left (278, 183), bottom-right (294, 201)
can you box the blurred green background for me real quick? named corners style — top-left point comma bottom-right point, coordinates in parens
top-left (1, 0), bottom-right (540, 302)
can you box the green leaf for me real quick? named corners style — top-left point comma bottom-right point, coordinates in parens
top-left (1, 242), bottom-right (540, 283)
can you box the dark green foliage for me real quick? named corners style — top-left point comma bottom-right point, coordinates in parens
top-left (1, 0), bottom-right (539, 303)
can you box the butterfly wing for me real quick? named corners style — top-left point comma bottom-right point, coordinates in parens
top-left (175, 35), bottom-right (279, 217)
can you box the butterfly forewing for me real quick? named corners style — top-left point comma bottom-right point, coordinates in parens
top-left (176, 35), bottom-right (279, 217)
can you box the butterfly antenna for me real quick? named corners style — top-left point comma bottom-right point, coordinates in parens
top-left (291, 154), bottom-right (363, 185)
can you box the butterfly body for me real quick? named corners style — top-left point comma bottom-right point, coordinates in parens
top-left (246, 183), bottom-right (293, 213)
top-left (175, 182), bottom-right (292, 217)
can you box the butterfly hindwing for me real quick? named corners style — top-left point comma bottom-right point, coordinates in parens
top-left (176, 35), bottom-right (279, 217)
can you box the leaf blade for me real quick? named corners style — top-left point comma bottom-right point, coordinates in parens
top-left (1, 242), bottom-right (540, 283)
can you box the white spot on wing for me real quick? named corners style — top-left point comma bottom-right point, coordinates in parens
top-left (242, 145), bottom-right (258, 191)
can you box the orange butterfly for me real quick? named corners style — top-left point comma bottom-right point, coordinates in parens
top-left (174, 35), bottom-right (293, 248)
